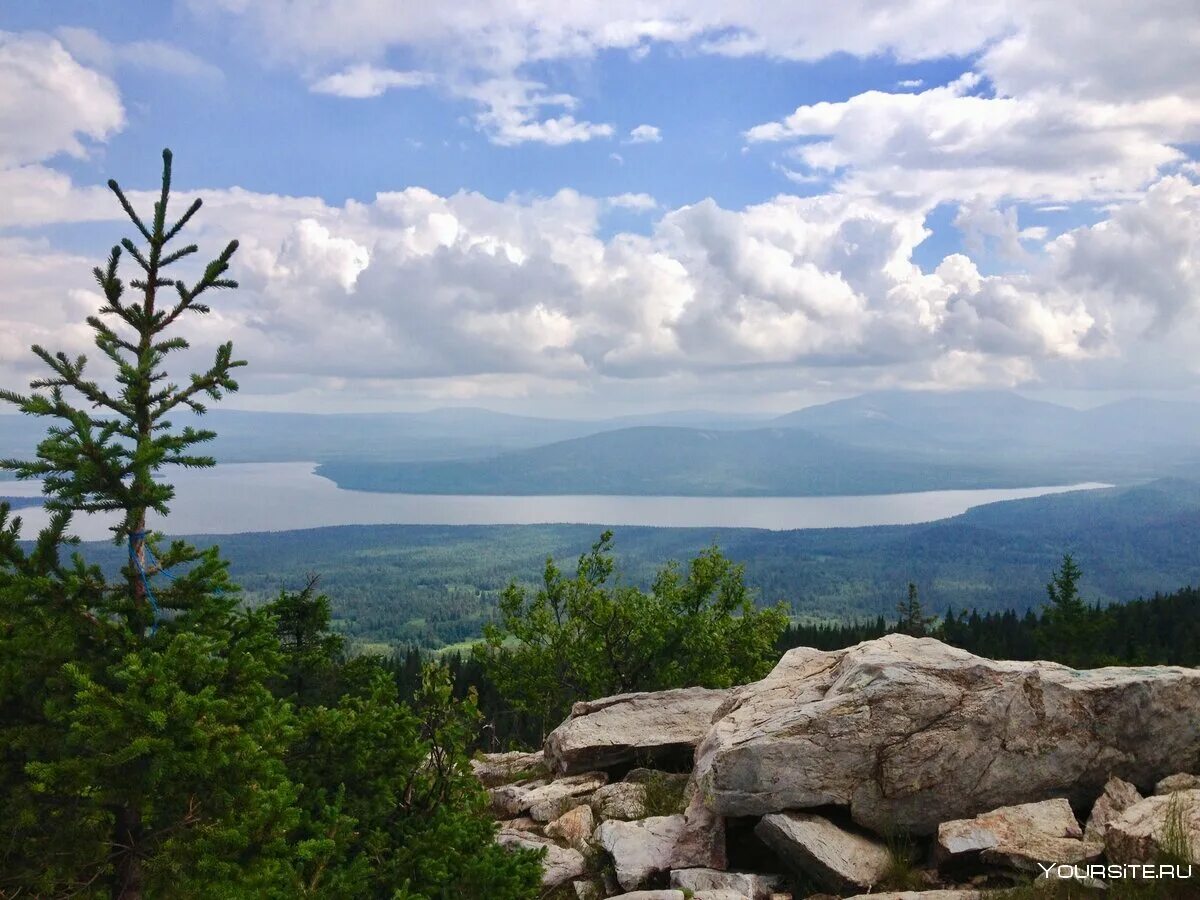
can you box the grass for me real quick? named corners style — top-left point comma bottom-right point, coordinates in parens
top-left (641, 771), bottom-right (687, 817)
top-left (879, 826), bottom-right (926, 891)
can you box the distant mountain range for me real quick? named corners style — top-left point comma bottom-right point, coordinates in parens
top-left (316, 391), bottom-right (1200, 495)
top-left (4, 390), bottom-right (1200, 495)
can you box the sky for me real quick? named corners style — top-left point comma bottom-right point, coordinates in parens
top-left (0, 1), bottom-right (1198, 415)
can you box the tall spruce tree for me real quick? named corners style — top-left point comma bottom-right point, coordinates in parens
top-left (895, 581), bottom-right (935, 637)
top-left (0, 150), bottom-right (296, 898)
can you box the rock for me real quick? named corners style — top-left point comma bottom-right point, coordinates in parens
top-left (471, 749), bottom-right (546, 787)
top-left (524, 772), bottom-right (608, 821)
top-left (1105, 788), bottom-right (1200, 863)
top-left (1084, 776), bottom-right (1142, 844)
top-left (592, 782), bottom-right (648, 820)
top-left (499, 816), bottom-right (542, 833)
top-left (573, 881), bottom-right (602, 900)
top-left (546, 803), bottom-right (595, 850)
top-left (936, 799), bottom-right (1100, 872)
top-left (597, 806), bottom-right (724, 892)
top-left (545, 686), bottom-right (731, 775)
top-left (693, 892), bottom-right (752, 900)
top-left (670, 867), bottom-right (782, 899)
top-left (1155, 772), bottom-right (1200, 795)
top-left (496, 827), bottom-right (587, 887)
top-left (842, 893), bottom-right (983, 900)
top-left (695, 635), bottom-right (1200, 833)
top-left (608, 893), bottom-right (686, 900)
top-left (754, 812), bottom-right (891, 894)
top-left (490, 779), bottom-right (550, 818)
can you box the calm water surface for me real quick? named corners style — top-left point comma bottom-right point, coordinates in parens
top-left (3, 461), bottom-right (1109, 541)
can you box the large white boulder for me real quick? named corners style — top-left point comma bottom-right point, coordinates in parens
top-left (695, 635), bottom-right (1200, 833)
top-left (545, 686), bottom-right (731, 774)
top-left (936, 799), bottom-right (1100, 872)
top-left (754, 811), bottom-right (891, 894)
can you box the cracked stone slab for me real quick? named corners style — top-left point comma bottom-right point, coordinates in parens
top-left (694, 635), bottom-right (1200, 833)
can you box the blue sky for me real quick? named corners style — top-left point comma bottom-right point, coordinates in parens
top-left (1, 2), bottom-right (1198, 413)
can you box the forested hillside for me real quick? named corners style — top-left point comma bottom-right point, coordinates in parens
top-left (53, 478), bottom-right (1200, 649)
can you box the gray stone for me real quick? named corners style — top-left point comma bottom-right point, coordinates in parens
top-left (546, 803), bottom-right (595, 850)
top-left (695, 635), bottom-right (1200, 834)
top-left (1105, 788), bottom-right (1200, 863)
top-left (670, 867), bottom-right (781, 899)
top-left (591, 782), bottom-right (648, 820)
top-left (936, 799), bottom-right (1100, 872)
top-left (596, 802), bottom-right (724, 892)
top-left (489, 778), bottom-right (550, 818)
top-left (597, 816), bottom-right (688, 891)
top-left (524, 772), bottom-right (608, 821)
top-left (496, 827), bottom-right (587, 887)
top-left (608, 893), bottom-right (686, 900)
top-left (1084, 776), bottom-right (1142, 844)
top-left (1155, 772), bottom-right (1200, 795)
top-left (754, 812), bottom-right (891, 894)
top-left (545, 686), bottom-right (731, 774)
top-left (471, 749), bottom-right (546, 787)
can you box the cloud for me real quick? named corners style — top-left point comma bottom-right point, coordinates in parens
top-left (310, 63), bottom-right (432, 98)
top-left (607, 193), bottom-right (658, 211)
top-left (11, 161), bottom-right (1199, 409)
top-left (461, 76), bottom-right (613, 145)
top-left (55, 27), bottom-right (223, 81)
top-left (0, 32), bottom-right (124, 166)
top-left (746, 73), bottom-right (1199, 205)
top-left (626, 124), bottom-right (662, 144)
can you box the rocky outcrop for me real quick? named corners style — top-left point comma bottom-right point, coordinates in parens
top-left (607, 892), bottom-right (685, 900)
top-left (1105, 788), bottom-right (1200, 863)
top-left (695, 635), bottom-right (1200, 833)
top-left (545, 687), bottom-right (731, 774)
top-left (1083, 776), bottom-right (1142, 844)
top-left (754, 812), bottom-right (891, 893)
top-left (669, 868), bottom-right (781, 899)
top-left (496, 827), bottom-right (587, 886)
top-left (935, 799), bottom-right (1100, 872)
top-left (488, 637), bottom-right (1200, 897)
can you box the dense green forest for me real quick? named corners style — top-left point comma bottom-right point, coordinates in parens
top-left (47, 476), bottom-right (1197, 649)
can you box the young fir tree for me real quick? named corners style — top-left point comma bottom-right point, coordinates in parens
top-left (1040, 553), bottom-right (1093, 665)
top-left (0, 150), bottom-right (296, 898)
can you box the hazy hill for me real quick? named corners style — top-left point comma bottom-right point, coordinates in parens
top-left (315, 424), bottom-right (1037, 496)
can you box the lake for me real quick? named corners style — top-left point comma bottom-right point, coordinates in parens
top-left (0, 461), bottom-right (1112, 541)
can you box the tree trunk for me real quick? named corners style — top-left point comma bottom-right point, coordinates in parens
top-left (113, 805), bottom-right (143, 900)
